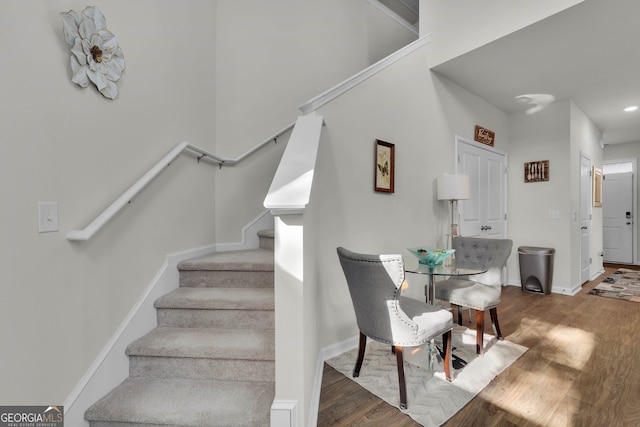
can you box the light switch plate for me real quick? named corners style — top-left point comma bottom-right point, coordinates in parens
top-left (38, 202), bottom-right (59, 233)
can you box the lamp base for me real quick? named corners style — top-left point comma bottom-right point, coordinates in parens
top-left (445, 226), bottom-right (459, 267)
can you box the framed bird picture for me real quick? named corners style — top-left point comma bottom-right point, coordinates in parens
top-left (374, 139), bottom-right (394, 193)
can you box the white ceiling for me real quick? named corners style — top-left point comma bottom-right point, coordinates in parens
top-left (431, 0), bottom-right (640, 145)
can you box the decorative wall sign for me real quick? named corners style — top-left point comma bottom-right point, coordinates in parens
top-left (374, 139), bottom-right (394, 193)
top-left (593, 166), bottom-right (603, 207)
top-left (474, 125), bottom-right (495, 146)
top-left (524, 160), bottom-right (549, 183)
top-left (61, 6), bottom-right (125, 100)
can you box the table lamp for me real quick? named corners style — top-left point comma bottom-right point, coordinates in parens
top-left (437, 174), bottom-right (470, 247)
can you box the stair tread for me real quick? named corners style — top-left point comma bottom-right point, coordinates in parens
top-left (126, 327), bottom-right (274, 360)
top-left (85, 377), bottom-right (273, 426)
top-left (257, 229), bottom-right (274, 238)
top-left (178, 248), bottom-right (274, 272)
top-left (155, 287), bottom-right (274, 310)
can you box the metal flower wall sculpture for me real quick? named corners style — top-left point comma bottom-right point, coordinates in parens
top-left (61, 6), bottom-right (125, 100)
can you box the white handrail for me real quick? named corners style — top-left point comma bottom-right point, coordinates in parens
top-left (298, 34), bottom-right (430, 114)
top-left (264, 116), bottom-right (324, 215)
top-left (67, 122), bottom-right (295, 241)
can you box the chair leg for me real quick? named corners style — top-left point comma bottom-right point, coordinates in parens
top-left (455, 305), bottom-right (462, 325)
top-left (490, 307), bottom-right (503, 340)
top-left (455, 306), bottom-right (471, 324)
top-left (353, 332), bottom-right (367, 377)
top-left (476, 310), bottom-right (485, 355)
top-left (442, 330), bottom-right (452, 381)
top-left (395, 346), bottom-right (408, 410)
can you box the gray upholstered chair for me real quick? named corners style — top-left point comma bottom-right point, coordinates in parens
top-left (432, 237), bottom-right (513, 355)
top-left (337, 247), bottom-right (453, 410)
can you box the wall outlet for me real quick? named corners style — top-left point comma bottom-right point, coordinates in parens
top-left (548, 210), bottom-right (560, 220)
top-left (38, 202), bottom-right (59, 233)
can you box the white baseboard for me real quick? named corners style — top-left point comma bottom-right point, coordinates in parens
top-left (307, 335), bottom-right (359, 427)
top-left (550, 283), bottom-right (581, 296)
top-left (591, 267), bottom-right (605, 281)
top-left (506, 279), bottom-right (580, 296)
top-left (271, 400), bottom-right (299, 427)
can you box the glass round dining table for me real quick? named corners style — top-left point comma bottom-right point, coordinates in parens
top-left (404, 257), bottom-right (487, 370)
top-left (404, 257), bottom-right (487, 304)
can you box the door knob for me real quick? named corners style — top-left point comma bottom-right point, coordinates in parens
top-left (627, 222), bottom-right (632, 225)
top-left (581, 226), bottom-right (588, 230)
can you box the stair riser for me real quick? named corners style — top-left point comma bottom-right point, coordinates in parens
top-left (157, 309), bottom-right (274, 329)
top-left (86, 234), bottom-right (276, 426)
top-left (259, 236), bottom-right (274, 251)
top-left (179, 271), bottom-right (274, 288)
top-left (85, 377), bottom-right (274, 427)
top-left (129, 357), bottom-right (275, 382)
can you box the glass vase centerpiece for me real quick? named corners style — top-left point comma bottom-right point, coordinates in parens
top-left (408, 247), bottom-right (455, 267)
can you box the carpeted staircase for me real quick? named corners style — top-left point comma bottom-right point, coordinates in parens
top-left (85, 230), bottom-right (275, 426)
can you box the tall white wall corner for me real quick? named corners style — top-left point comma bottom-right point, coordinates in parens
top-left (270, 400), bottom-right (299, 427)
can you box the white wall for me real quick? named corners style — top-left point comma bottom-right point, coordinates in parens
top-left (420, 0), bottom-right (584, 66)
top-left (570, 101), bottom-right (604, 283)
top-left (0, 1), bottom-right (217, 405)
top-left (432, 73), bottom-right (509, 152)
top-left (507, 100), bottom-right (603, 293)
top-left (213, 0), bottom-right (417, 242)
top-left (307, 39), bottom-right (508, 373)
top-left (507, 102), bottom-right (572, 289)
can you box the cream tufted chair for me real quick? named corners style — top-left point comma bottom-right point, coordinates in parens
top-left (337, 247), bottom-right (453, 410)
top-left (432, 237), bottom-right (513, 355)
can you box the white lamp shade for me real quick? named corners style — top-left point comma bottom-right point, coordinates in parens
top-left (437, 174), bottom-right (470, 200)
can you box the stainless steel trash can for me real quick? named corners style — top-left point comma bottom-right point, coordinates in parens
top-left (518, 246), bottom-right (555, 294)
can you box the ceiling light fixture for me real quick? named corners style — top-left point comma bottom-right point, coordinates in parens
top-left (515, 93), bottom-right (556, 115)
top-left (624, 105), bottom-right (638, 112)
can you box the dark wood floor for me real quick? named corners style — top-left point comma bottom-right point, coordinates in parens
top-left (317, 264), bottom-right (640, 426)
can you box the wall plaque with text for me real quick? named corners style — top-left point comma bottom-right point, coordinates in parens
top-left (474, 125), bottom-right (495, 146)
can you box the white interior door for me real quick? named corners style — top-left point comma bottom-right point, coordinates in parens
top-left (456, 137), bottom-right (506, 238)
top-left (580, 152), bottom-right (591, 284)
top-left (485, 154), bottom-right (507, 237)
top-left (603, 172), bottom-right (634, 263)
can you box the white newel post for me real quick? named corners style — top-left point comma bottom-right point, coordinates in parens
top-left (264, 115), bottom-right (324, 427)
top-left (270, 214), bottom-right (304, 427)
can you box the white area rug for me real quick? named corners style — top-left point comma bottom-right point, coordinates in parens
top-left (326, 325), bottom-right (527, 426)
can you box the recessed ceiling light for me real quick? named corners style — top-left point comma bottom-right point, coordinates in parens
top-left (624, 105), bottom-right (638, 112)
